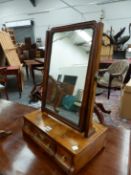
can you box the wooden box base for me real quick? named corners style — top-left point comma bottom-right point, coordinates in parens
top-left (23, 109), bottom-right (108, 174)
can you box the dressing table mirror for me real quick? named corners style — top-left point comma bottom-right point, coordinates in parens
top-left (23, 21), bottom-right (107, 175)
top-left (42, 21), bottom-right (104, 135)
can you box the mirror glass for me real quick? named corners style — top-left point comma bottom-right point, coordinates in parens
top-left (45, 28), bottom-right (93, 125)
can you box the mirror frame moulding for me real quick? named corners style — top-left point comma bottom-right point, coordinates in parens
top-left (41, 21), bottom-right (103, 136)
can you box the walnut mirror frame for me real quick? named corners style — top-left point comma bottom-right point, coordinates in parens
top-left (41, 21), bottom-right (103, 136)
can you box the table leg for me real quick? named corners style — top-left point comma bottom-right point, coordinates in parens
top-left (29, 65), bottom-right (36, 85)
top-left (124, 65), bottom-right (131, 83)
top-left (16, 70), bottom-right (22, 98)
top-left (25, 65), bottom-right (29, 79)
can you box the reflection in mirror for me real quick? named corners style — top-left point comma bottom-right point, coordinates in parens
top-left (45, 29), bottom-right (93, 125)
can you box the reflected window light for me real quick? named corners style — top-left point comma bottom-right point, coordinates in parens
top-left (75, 30), bottom-right (92, 44)
top-left (127, 48), bottom-right (131, 52)
top-left (0, 101), bottom-right (13, 114)
top-left (5, 20), bottom-right (33, 28)
top-left (12, 145), bottom-right (35, 173)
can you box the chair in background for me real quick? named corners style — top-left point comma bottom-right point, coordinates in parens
top-left (0, 67), bottom-right (8, 99)
top-left (24, 59), bottom-right (44, 84)
top-left (97, 60), bottom-right (129, 99)
top-left (30, 58), bottom-right (44, 85)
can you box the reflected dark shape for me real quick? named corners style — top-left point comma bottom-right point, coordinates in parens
top-left (46, 75), bottom-right (79, 124)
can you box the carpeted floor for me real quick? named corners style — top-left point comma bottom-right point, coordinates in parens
top-left (96, 89), bottom-right (131, 129)
top-left (2, 69), bottom-right (131, 130)
top-left (6, 69), bottom-right (42, 108)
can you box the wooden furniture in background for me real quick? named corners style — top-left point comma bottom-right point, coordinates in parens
top-left (6, 28), bottom-right (16, 45)
top-left (28, 43), bottom-right (45, 59)
top-left (0, 99), bottom-right (130, 175)
top-left (0, 66), bottom-right (23, 97)
top-left (120, 79), bottom-right (131, 119)
top-left (100, 35), bottom-right (113, 60)
top-left (6, 66), bottom-right (22, 97)
top-left (0, 31), bottom-right (21, 66)
top-left (24, 59), bottom-right (44, 84)
top-left (0, 67), bottom-right (8, 99)
top-left (0, 31), bottom-right (23, 95)
top-left (2, 27), bottom-right (16, 44)
top-left (25, 37), bottom-right (32, 50)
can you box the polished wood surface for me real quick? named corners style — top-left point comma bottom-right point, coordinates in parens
top-left (0, 99), bottom-right (130, 175)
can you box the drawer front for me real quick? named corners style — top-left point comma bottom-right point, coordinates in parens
top-left (23, 121), bottom-right (56, 155)
top-left (56, 146), bottom-right (73, 168)
top-left (39, 133), bottom-right (56, 154)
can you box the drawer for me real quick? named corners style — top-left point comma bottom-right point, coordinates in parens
top-left (23, 122), bottom-right (33, 134)
top-left (23, 122), bottom-right (56, 155)
top-left (40, 134), bottom-right (56, 155)
top-left (56, 146), bottom-right (73, 168)
top-left (23, 122), bottom-right (40, 137)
